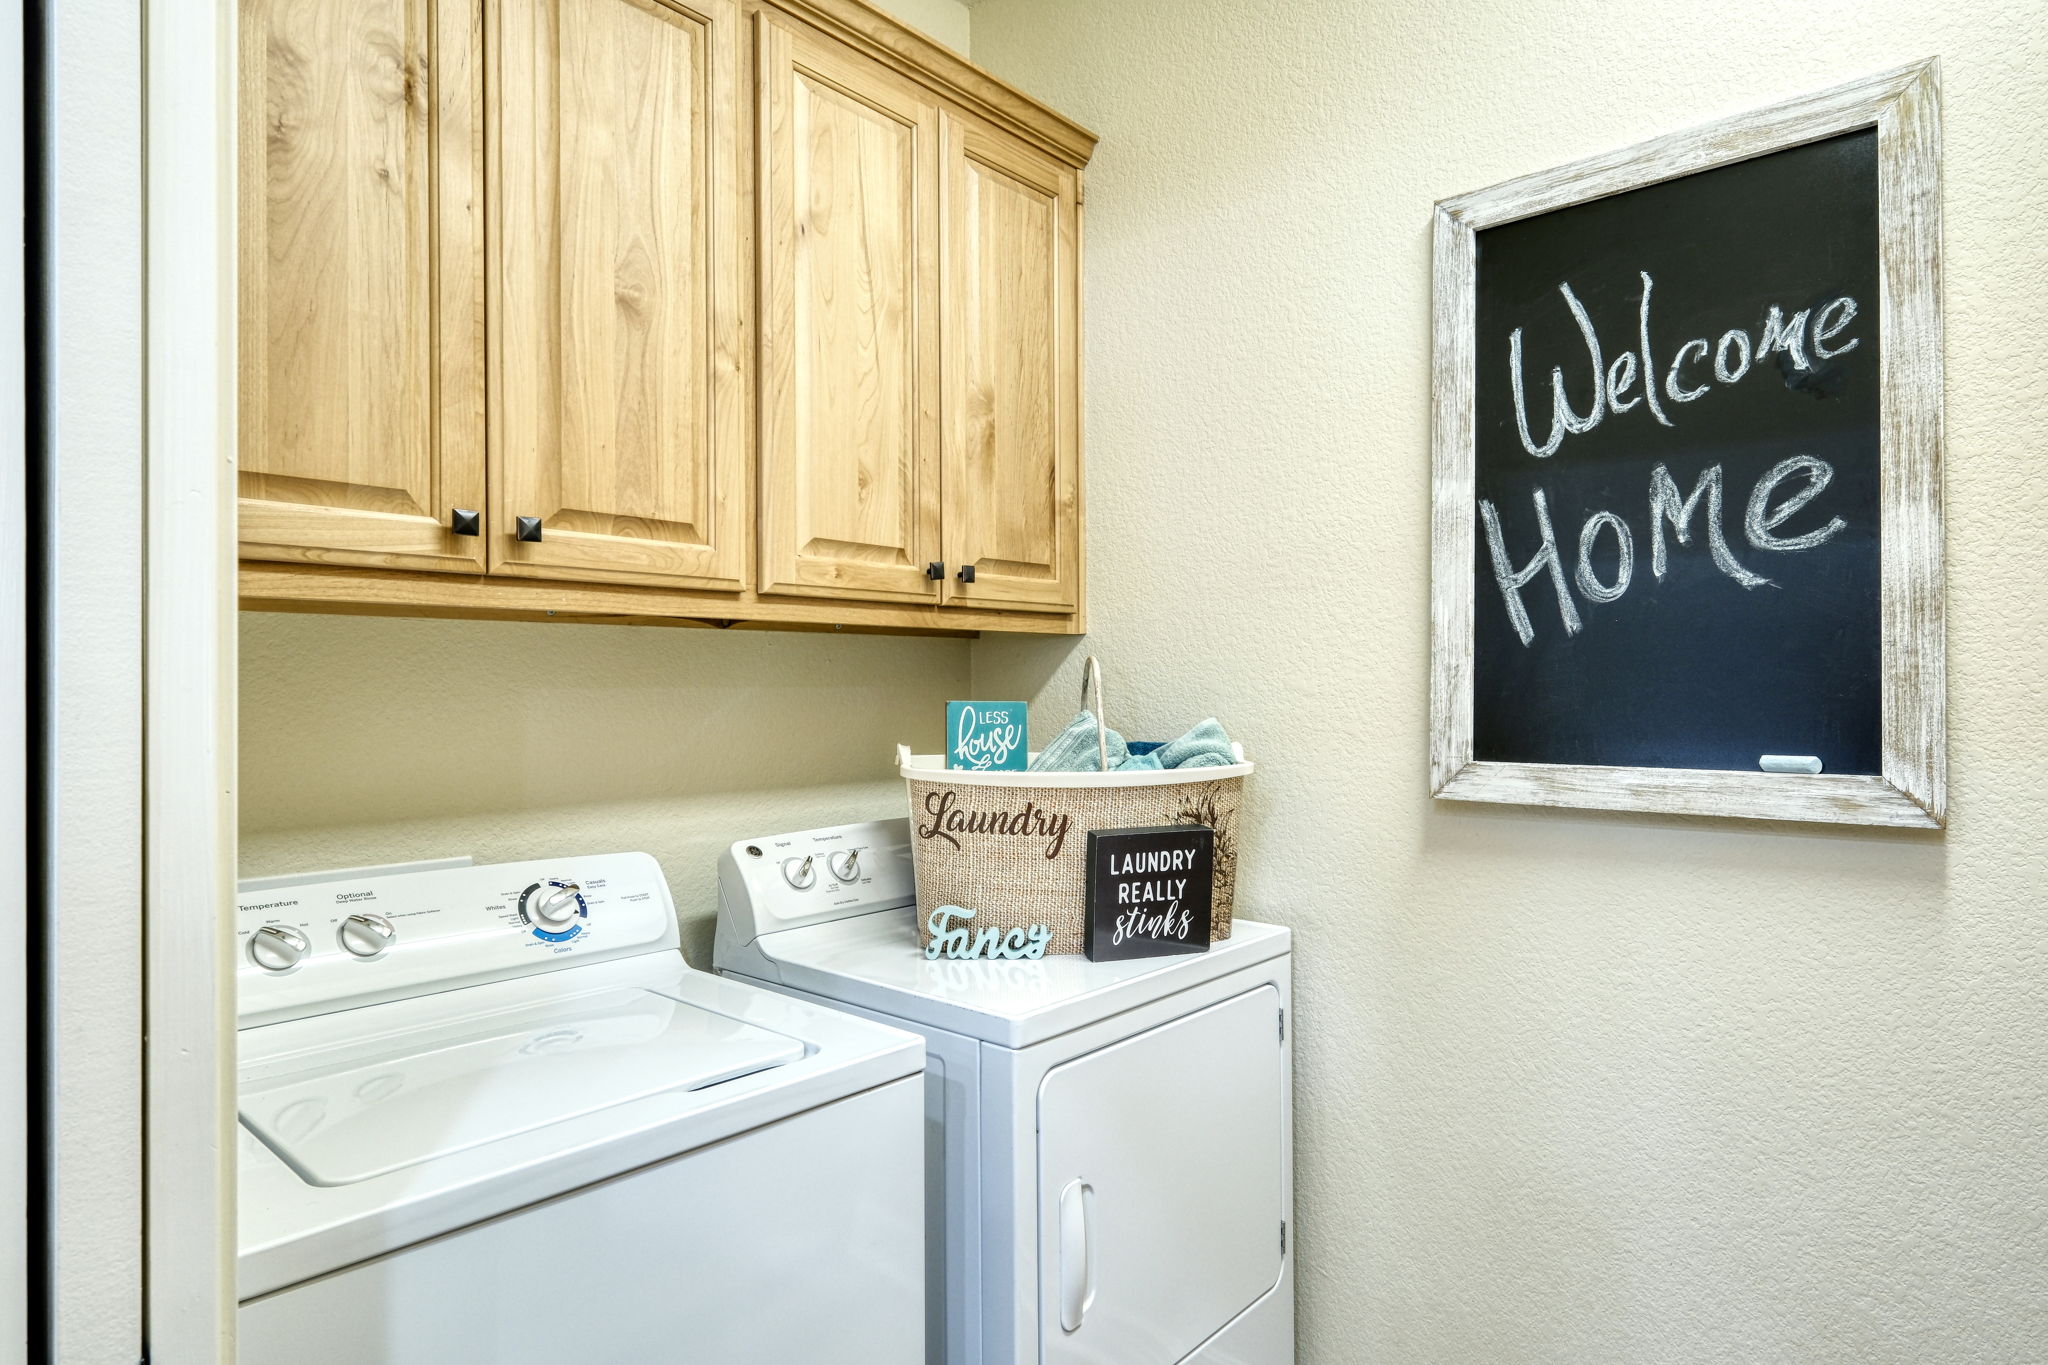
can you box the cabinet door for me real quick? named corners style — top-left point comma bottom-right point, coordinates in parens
top-left (940, 113), bottom-right (1081, 613)
top-left (239, 0), bottom-right (487, 571)
top-left (1038, 987), bottom-right (1285, 1365)
top-left (491, 0), bottom-right (747, 589)
top-left (756, 17), bottom-right (942, 603)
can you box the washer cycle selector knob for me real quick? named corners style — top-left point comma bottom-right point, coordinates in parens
top-left (782, 856), bottom-right (816, 891)
top-left (530, 885), bottom-right (582, 928)
top-left (336, 912), bottom-right (396, 958)
top-left (249, 924), bottom-right (310, 972)
top-left (828, 850), bottom-right (860, 883)
top-left (518, 879), bottom-right (589, 942)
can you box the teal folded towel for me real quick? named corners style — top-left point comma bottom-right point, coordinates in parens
top-left (1028, 710), bottom-right (1129, 772)
top-left (1148, 717), bottom-right (1237, 769)
top-left (1028, 712), bottom-right (1237, 773)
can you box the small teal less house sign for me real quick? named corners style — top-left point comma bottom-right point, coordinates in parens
top-left (947, 701), bottom-right (1028, 771)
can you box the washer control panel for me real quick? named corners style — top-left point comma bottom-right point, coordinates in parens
top-left (237, 852), bottom-right (678, 1027)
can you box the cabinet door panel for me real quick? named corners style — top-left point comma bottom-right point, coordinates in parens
top-left (940, 113), bottom-right (1080, 613)
top-left (491, 0), bottom-right (746, 589)
top-left (239, 0), bottom-right (486, 571)
top-left (756, 18), bottom-right (942, 603)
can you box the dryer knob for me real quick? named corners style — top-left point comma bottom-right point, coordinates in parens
top-left (782, 856), bottom-right (817, 891)
top-left (337, 913), bottom-right (397, 958)
top-left (828, 850), bottom-right (860, 883)
top-left (249, 923), bottom-right (311, 972)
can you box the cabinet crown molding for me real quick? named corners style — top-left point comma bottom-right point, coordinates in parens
top-left (761, 0), bottom-right (1099, 166)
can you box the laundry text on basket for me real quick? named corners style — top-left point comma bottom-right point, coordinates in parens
top-left (917, 788), bottom-right (1074, 860)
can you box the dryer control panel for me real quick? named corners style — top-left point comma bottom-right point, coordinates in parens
top-left (236, 853), bottom-right (680, 1028)
top-left (716, 819), bottom-right (916, 947)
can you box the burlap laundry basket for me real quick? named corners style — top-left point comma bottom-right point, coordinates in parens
top-left (899, 658), bottom-right (1251, 956)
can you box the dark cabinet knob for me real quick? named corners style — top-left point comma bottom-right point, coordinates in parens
top-left (956, 565), bottom-right (976, 583)
top-left (926, 562), bottom-right (944, 580)
top-left (450, 508), bottom-right (481, 536)
top-left (515, 516), bottom-right (544, 543)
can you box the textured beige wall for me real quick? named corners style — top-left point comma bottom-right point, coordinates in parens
top-left (872, 0), bottom-right (971, 53)
top-left (968, 1), bottom-right (2048, 1362)
top-left (240, 614), bottom-right (965, 964)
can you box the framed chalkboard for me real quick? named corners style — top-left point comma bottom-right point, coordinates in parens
top-left (1430, 62), bottom-right (1945, 828)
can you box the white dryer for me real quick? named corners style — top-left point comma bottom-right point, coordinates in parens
top-left (715, 820), bottom-right (1294, 1365)
top-left (236, 851), bottom-right (926, 1365)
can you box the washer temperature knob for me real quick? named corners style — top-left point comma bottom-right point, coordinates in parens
top-left (828, 850), bottom-right (861, 883)
top-left (337, 912), bottom-right (396, 958)
top-left (249, 924), bottom-right (310, 972)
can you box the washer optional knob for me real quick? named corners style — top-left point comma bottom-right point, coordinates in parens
top-left (336, 912), bottom-right (397, 958)
top-left (249, 924), bottom-right (311, 972)
top-left (782, 856), bottom-right (816, 891)
top-left (828, 850), bottom-right (861, 883)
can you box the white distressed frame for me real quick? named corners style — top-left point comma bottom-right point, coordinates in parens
top-left (1430, 60), bottom-right (1945, 829)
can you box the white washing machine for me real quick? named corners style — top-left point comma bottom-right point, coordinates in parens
top-left (714, 820), bottom-right (1295, 1365)
top-left (236, 851), bottom-right (926, 1365)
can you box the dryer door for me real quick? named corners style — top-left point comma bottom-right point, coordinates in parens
top-left (1037, 985), bottom-right (1284, 1364)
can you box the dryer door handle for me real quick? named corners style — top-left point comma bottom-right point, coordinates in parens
top-left (1058, 1178), bottom-right (1097, 1332)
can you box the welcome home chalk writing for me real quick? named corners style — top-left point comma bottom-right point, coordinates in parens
top-left (1484, 272), bottom-right (1860, 645)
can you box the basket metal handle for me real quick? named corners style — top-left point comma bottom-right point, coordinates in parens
top-left (1080, 656), bottom-right (1108, 773)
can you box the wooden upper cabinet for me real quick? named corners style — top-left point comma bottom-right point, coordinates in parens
top-left (755, 16), bottom-right (942, 603)
top-left (488, 0), bottom-right (748, 589)
top-left (940, 111), bottom-right (1082, 613)
top-left (238, 0), bottom-right (487, 572)
top-left (239, 0), bottom-right (1096, 631)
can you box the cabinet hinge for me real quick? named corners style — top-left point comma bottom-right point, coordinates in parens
top-left (1280, 1221), bottom-right (1288, 1256)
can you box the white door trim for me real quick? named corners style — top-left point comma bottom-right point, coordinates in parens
top-left (2, 1), bottom-right (28, 1357)
top-left (41, 0), bottom-right (147, 1356)
top-left (41, 1), bottom-right (236, 1359)
top-left (144, 0), bottom-right (238, 1358)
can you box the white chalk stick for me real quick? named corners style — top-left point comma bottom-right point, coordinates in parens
top-left (1759, 754), bottom-right (1823, 775)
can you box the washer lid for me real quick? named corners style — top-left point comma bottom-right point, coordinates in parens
top-left (746, 909), bottom-right (1290, 1048)
top-left (240, 986), bottom-right (805, 1187)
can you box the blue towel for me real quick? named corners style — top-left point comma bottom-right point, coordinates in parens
top-left (1147, 717), bottom-right (1237, 769)
top-left (1029, 713), bottom-right (1237, 772)
top-left (1027, 710), bottom-right (1129, 772)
